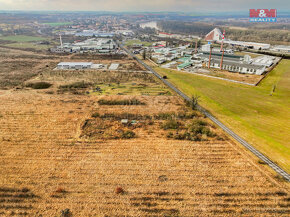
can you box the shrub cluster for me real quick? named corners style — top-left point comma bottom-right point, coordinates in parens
top-left (98, 98), bottom-right (145, 105)
top-left (166, 119), bottom-right (216, 141)
top-left (59, 81), bottom-right (92, 89)
top-left (121, 130), bottom-right (136, 139)
top-left (154, 111), bottom-right (198, 120)
top-left (26, 82), bottom-right (52, 89)
top-left (92, 111), bottom-right (198, 120)
top-left (162, 120), bottom-right (181, 130)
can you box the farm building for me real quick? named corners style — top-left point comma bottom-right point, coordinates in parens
top-left (57, 62), bottom-right (93, 70)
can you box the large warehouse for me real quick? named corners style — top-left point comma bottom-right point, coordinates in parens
top-left (57, 62), bottom-right (93, 69)
top-left (206, 59), bottom-right (266, 75)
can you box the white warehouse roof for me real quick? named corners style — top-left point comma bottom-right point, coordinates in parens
top-left (58, 62), bottom-right (93, 66)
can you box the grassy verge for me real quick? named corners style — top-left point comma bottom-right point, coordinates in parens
top-left (90, 82), bottom-right (172, 96)
top-left (154, 59), bottom-right (290, 172)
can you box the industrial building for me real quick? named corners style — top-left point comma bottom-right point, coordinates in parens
top-left (270, 45), bottom-right (290, 53)
top-left (201, 44), bottom-right (233, 54)
top-left (75, 30), bottom-right (115, 37)
top-left (51, 38), bottom-right (117, 54)
top-left (57, 62), bottom-right (93, 70)
top-left (252, 56), bottom-right (274, 67)
top-left (224, 40), bottom-right (270, 50)
top-left (206, 59), bottom-right (266, 75)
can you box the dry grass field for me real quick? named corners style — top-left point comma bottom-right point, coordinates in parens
top-left (0, 47), bottom-right (289, 216)
top-left (0, 91), bottom-right (289, 216)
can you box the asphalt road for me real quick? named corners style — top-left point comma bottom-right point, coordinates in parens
top-left (119, 42), bottom-right (290, 182)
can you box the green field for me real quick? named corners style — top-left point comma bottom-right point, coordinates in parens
top-left (5, 42), bottom-right (50, 50)
top-left (90, 82), bottom-right (172, 96)
top-left (125, 39), bottom-right (153, 47)
top-left (0, 35), bottom-right (48, 42)
top-left (155, 60), bottom-right (290, 172)
top-left (43, 22), bottom-right (73, 27)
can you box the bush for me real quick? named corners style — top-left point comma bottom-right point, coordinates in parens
top-left (166, 132), bottom-right (173, 138)
top-left (26, 82), bottom-right (52, 89)
top-left (162, 120), bottom-right (180, 130)
top-left (92, 112), bottom-right (100, 118)
top-left (21, 188), bottom-right (30, 193)
top-left (192, 119), bottom-right (207, 126)
top-left (185, 95), bottom-right (200, 110)
top-left (121, 130), bottom-right (136, 139)
top-left (115, 187), bottom-right (125, 194)
top-left (55, 188), bottom-right (66, 193)
top-left (201, 127), bottom-right (216, 137)
top-left (154, 112), bottom-right (174, 120)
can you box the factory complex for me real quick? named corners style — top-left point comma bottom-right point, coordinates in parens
top-left (51, 37), bottom-right (118, 54)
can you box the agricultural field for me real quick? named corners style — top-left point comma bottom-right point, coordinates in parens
top-left (0, 35), bottom-right (51, 51)
top-left (4, 42), bottom-right (51, 50)
top-left (0, 90), bottom-right (289, 216)
top-left (0, 35), bottom-right (48, 43)
top-left (42, 22), bottom-right (73, 27)
top-left (154, 59), bottom-right (290, 172)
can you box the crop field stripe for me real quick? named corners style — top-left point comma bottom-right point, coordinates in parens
top-left (119, 42), bottom-right (290, 182)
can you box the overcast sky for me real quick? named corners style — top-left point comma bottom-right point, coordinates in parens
top-left (0, 0), bottom-right (289, 12)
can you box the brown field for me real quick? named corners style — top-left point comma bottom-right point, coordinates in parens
top-left (0, 47), bottom-right (289, 216)
top-left (0, 47), bottom-right (146, 90)
top-left (0, 91), bottom-right (289, 216)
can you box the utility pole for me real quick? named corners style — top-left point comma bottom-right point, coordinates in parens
top-left (208, 45), bottom-right (212, 69)
top-left (195, 39), bottom-right (198, 53)
top-left (220, 29), bottom-right (225, 52)
top-left (220, 48), bottom-right (224, 70)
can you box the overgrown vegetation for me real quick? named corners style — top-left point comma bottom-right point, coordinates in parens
top-left (59, 81), bottom-right (92, 89)
top-left (58, 81), bottom-right (92, 95)
top-left (0, 60), bottom-right (39, 89)
top-left (165, 119), bottom-right (216, 141)
top-left (84, 108), bottom-right (215, 141)
top-left (26, 82), bottom-right (52, 89)
top-left (98, 98), bottom-right (145, 105)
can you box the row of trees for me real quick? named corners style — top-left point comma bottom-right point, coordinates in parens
top-left (158, 21), bottom-right (290, 44)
